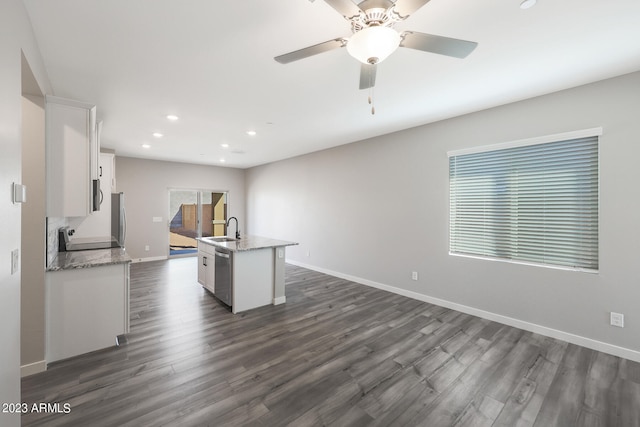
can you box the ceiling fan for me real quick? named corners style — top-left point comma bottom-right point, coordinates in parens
top-left (275, 0), bottom-right (478, 98)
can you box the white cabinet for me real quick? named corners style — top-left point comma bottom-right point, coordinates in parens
top-left (46, 95), bottom-right (98, 217)
top-left (197, 243), bottom-right (216, 293)
top-left (46, 263), bottom-right (130, 363)
top-left (232, 248), bottom-right (273, 314)
top-left (91, 121), bottom-right (102, 181)
top-left (106, 150), bottom-right (117, 193)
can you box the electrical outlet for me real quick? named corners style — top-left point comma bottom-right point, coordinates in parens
top-left (145, 245), bottom-right (150, 251)
top-left (411, 271), bottom-right (418, 281)
top-left (610, 312), bottom-right (624, 328)
top-left (278, 249), bottom-right (284, 259)
top-left (11, 249), bottom-right (19, 275)
top-left (306, 250), bottom-right (310, 257)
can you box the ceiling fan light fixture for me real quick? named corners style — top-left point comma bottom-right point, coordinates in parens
top-left (347, 26), bottom-right (400, 65)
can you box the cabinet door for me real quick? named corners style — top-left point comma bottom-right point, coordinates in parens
top-left (198, 245), bottom-right (216, 293)
top-left (197, 250), bottom-right (207, 286)
top-left (90, 119), bottom-right (100, 181)
top-left (46, 264), bottom-right (127, 363)
top-left (46, 96), bottom-right (95, 217)
top-left (109, 151), bottom-right (117, 192)
top-left (205, 255), bottom-right (215, 293)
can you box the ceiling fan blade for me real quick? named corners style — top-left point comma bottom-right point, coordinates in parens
top-left (274, 38), bottom-right (346, 64)
top-left (392, 0), bottom-right (432, 18)
top-left (359, 63), bottom-right (377, 90)
top-left (324, 0), bottom-right (362, 19)
top-left (400, 31), bottom-right (477, 58)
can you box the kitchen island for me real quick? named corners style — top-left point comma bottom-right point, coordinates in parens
top-left (46, 248), bottom-right (131, 363)
top-left (197, 235), bottom-right (297, 314)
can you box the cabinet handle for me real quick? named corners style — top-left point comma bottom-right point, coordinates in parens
top-left (99, 166), bottom-right (103, 177)
top-left (203, 256), bottom-right (207, 267)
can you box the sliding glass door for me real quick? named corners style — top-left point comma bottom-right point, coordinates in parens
top-left (168, 189), bottom-right (228, 256)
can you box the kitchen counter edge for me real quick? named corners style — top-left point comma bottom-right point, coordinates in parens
top-left (197, 235), bottom-right (298, 252)
top-left (47, 248), bottom-right (132, 271)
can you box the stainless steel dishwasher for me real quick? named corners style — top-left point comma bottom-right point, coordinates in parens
top-left (214, 248), bottom-right (232, 307)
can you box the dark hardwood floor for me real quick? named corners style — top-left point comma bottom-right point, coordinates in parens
top-left (22, 258), bottom-right (640, 426)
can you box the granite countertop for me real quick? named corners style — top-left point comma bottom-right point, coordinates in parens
top-left (197, 235), bottom-right (298, 252)
top-left (47, 248), bottom-right (132, 271)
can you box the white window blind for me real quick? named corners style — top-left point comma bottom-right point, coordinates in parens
top-left (449, 135), bottom-right (599, 271)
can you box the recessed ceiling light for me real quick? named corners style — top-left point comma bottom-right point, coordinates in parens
top-left (219, 158), bottom-right (226, 163)
top-left (221, 143), bottom-right (229, 148)
top-left (246, 130), bottom-right (257, 136)
top-left (520, 0), bottom-right (536, 9)
top-left (152, 132), bottom-right (163, 138)
top-left (166, 115), bottom-right (179, 121)
top-left (142, 144), bottom-right (151, 149)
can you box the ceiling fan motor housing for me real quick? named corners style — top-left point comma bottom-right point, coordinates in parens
top-left (351, 1), bottom-right (402, 33)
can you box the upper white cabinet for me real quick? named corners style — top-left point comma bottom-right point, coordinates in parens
top-left (46, 95), bottom-right (98, 217)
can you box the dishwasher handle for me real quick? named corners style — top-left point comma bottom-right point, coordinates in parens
top-left (215, 251), bottom-right (230, 259)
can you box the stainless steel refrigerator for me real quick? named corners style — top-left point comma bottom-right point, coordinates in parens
top-left (111, 192), bottom-right (127, 248)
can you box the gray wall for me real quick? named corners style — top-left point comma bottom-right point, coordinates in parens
top-left (246, 71), bottom-right (640, 359)
top-left (0, 0), bottom-right (51, 425)
top-left (116, 157), bottom-right (246, 261)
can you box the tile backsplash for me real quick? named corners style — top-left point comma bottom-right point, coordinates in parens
top-left (46, 217), bottom-right (68, 267)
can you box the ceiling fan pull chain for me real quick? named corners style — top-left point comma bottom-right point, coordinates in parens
top-left (370, 83), bottom-right (375, 115)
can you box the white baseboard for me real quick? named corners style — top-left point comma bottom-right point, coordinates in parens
top-left (273, 296), bottom-right (286, 305)
top-left (287, 259), bottom-right (640, 363)
top-left (21, 360), bottom-right (46, 377)
top-left (131, 255), bottom-right (168, 263)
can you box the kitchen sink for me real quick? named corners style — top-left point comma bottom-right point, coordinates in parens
top-left (203, 236), bottom-right (237, 243)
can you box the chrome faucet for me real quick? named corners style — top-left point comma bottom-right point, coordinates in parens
top-left (227, 216), bottom-right (240, 239)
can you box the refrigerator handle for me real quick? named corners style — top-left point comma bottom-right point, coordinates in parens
top-left (123, 207), bottom-right (127, 247)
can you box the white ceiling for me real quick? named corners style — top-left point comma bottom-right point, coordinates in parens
top-left (23, 0), bottom-right (640, 169)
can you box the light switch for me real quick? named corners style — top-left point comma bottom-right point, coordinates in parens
top-left (13, 183), bottom-right (26, 204)
top-left (11, 249), bottom-right (19, 275)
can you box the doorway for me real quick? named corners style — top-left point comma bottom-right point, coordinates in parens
top-left (168, 189), bottom-right (228, 256)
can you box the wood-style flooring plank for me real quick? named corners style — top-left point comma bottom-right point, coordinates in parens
top-left (21, 258), bottom-right (640, 426)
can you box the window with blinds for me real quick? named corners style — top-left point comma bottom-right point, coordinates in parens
top-left (448, 134), bottom-right (599, 271)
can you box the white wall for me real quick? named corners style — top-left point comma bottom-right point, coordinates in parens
top-left (0, 0), bottom-right (51, 425)
top-left (246, 71), bottom-right (640, 361)
top-left (116, 156), bottom-right (246, 261)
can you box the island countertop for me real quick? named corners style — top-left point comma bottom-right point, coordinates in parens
top-left (197, 235), bottom-right (298, 252)
top-left (47, 248), bottom-right (132, 271)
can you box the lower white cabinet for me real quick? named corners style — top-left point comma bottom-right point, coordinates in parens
top-left (197, 243), bottom-right (215, 293)
top-left (46, 263), bottom-right (130, 363)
